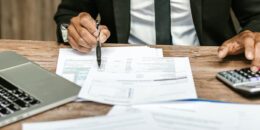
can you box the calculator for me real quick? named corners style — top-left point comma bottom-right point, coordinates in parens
top-left (216, 68), bottom-right (260, 95)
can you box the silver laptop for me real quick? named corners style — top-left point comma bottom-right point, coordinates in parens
top-left (0, 51), bottom-right (80, 127)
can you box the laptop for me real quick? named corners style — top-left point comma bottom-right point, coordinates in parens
top-left (0, 51), bottom-right (80, 127)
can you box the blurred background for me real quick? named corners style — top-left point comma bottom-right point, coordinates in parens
top-left (0, 0), bottom-right (240, 42)
top-left (0, 0), bottom-right (61, 41)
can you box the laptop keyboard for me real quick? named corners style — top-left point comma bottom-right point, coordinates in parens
top-left (0, 77), bottom-right (40, 117)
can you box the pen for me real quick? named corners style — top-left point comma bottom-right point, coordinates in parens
top-left (96, 20), bottom-right (102, 68)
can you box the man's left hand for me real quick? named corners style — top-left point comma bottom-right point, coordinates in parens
top-left (218, 30), bottom-right (260, 72)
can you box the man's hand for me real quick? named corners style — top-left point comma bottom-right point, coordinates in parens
top-left (218, 30), bottom-right (260, 71)
top-left (68, 12), bottom-right (110, 53)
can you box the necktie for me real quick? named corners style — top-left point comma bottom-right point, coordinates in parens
top-left (154, 0), bottom-right (172, 45)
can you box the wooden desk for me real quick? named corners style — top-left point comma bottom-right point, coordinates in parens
top-left (0, 39), bottom-right (259, 130)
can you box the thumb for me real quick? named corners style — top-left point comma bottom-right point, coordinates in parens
top-left (99, 25), bottom-right (111, 43)
top-left (99, 32), bottom-right (109, 44)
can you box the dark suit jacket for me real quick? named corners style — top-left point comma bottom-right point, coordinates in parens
top-left (54, 0), bottom-right (260, 46)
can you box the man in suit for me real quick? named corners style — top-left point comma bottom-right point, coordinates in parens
top-left (54, 0), bottom-right (260, 71)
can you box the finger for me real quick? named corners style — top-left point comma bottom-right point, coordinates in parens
top-left (68, 36), bottom-right (91, 53)
top-left (78, 46), bottom-right (92, 53)
top-left (79, 13), bottom-right (97, 36)
top-left (99, 25), bottom-right (111, 43)
top-left (80, 27), bottom-right (97, 47)
top-left (243, 37), bottom-right (255, 60)
top-left (68, 23), bottom-right (91, 49)
top-left (251, 35), bottom-right (260, 71)
top-left (70, 17), bottom-right (82, 36)
top-left (218, 39), bottom-right (235, 58)
top-left (218, 47), bottom-right (228, 59)
top-left (67, 25), bottom-right (82, 49)
top-left (251, 66), bottom-right (259, 72)
top-left (68, 36), bottom-right (79, 50)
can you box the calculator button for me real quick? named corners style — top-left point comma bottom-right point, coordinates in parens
top-left (243, 73), bottom-right (248, 77)
top-left (230, 79), bottom-right (235, 82)
top-left (249, 73), bottom-right (257, 77)
top-left (249, 77), bottom-right (259, 82)
top-left (233, 73), bottom-right (241, 78)
top-left (253, 74), bottom-right (260, 78)
top-left (237, 77), bottom-right (244, 82)
top-left (242, 78), bottom-right (249, 82)
top-left (217, 68), bottom-right (260, 88)
top-left (226, 75), bottom-right (233, 80)
top-left (233, 79), bottom-right (241, 83)
top-left (238, 71), bottom-right (246, 76)
top-left (247, 75), bottom-right (253, 79)
top-left (230, 77), bottom-right (239, 83)
top-left (219, 72), bottom-right (227, 76)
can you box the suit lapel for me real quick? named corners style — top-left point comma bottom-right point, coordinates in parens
top-left (113, 0), bottom-right (130, 43)
top-left (190, 0), bottom-right (204, 44)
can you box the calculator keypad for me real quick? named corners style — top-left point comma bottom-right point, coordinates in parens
top-left (218, 68), bottom-right (260, 86)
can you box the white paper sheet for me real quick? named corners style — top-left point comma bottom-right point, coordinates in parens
top-left (79, 57), bottom-right (197, 105)
top-left (22, 112), bottom-right (162, 130)
top-left (183, 102), bottom-right (260, 130)
top-left (56, 47), bottom-right (163, 86)
top-left (109, 101), bottom-right (260, 130)
top-left (23, 101), bottom-right (260, 130)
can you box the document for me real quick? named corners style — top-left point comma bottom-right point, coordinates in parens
top-left (184, 101), bottom-right (260, 130)
top-left (22, 112), bottom-right (162, 130)
top-left (23, 101), bottom-right (260, 130)
top-left (109, 101), bottom-right (260, 130)
top-left (79, 57), bottom-right (197, 105)
top-left (56, 47), bottom-right (163, 86)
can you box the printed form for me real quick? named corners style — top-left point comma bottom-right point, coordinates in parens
top-left (79, 57), bottom-right (197, 105)
top-left (56, 47), bottom-right (163, 86)
top-left (109, 101), bottom-right (260, 130)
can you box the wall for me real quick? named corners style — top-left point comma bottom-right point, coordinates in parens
top-left (0, 1), bottom-right (241, 41)
top-left (0, 0), bottom-right (61, 41)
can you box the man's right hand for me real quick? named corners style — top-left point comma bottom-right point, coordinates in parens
top-left (68, 12), bottom-right (111, 53)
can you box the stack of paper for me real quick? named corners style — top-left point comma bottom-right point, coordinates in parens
top-left (57, 47), bottom-right (197, 105)
top-left (56, 47), bottom-right (163, 86)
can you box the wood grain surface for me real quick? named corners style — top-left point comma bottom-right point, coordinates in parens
top-left (0, 40), bottom-right (259, 130)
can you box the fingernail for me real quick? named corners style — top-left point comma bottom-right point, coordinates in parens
top-left (251, 66), bottom-right (259, 72)
top-left (218, 49), bottom-right (227, 58)
top-left (218, 51), bottom-right (224, 58)
top-left (247, 52), bottom-right (254, 60)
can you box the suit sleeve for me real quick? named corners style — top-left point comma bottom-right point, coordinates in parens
top-left (232, 0), bottom-right (260, 32)
top-left (54, 0), bottom-right (98, 43)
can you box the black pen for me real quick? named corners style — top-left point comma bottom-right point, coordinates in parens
top-left (96, 20), bottom-right (102, 68)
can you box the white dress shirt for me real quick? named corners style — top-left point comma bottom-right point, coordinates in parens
top-left (128, 0), bottom-right (200, 46)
